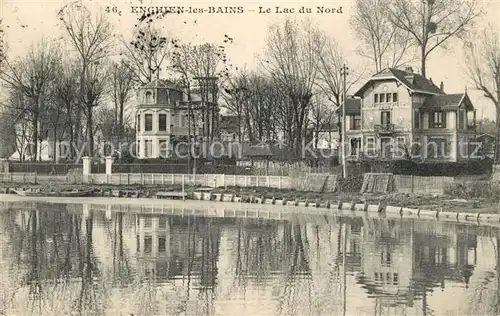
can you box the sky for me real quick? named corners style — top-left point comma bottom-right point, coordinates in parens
top-left (1, 0), bottom-right (499, 119)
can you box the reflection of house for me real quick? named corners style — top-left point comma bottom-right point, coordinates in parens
top-left (354, 218), bottom-right (478, 308)
top-left (134, 215), bottom-right (220, 288)
top-left (136, 214), bottom-right (171, 279)
top-left (352, 67), bottom-right (477, 161)
top-left (357, 219), bottom-right (414, 304)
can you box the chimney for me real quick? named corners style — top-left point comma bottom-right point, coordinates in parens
top-left (440, 81), bottom-right (444, 92)
top-left (405, 66), bottom-right (414, 73)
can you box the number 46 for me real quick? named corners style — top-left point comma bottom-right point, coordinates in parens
top-left (105, 6), bottom-right (118, 13)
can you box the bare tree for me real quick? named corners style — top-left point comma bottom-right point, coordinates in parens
top-left (172, 42), bottom-right (229, 140)
top-left (220, 69), bottom-right (250, 142)
top-left (464, 24), bottom-right (500, 162)
top-left (0, 39), bottom-right (60, 161)
top-left (81, 62), bottom-right (109, 157)
top-left (58, 1), bottom-right (114, 157)
top-left (261, 17), bottom-right (325, 153)
top-left (0, 94), bottom-right (23, 159)
top-left (53, 59), bottom-right (79, 160)
top-left (387, 0), bottom-right (482, 77)
top-left (308, 94), bottom-right (337, 149)
top-left (110, 60), bottom-right (135, 144)
top-left (350, 0), bottom-right (414, 72)
top-left (316, 37), bottom-right (362, 151)
top-left (122, 24), bottom-right (173, 84)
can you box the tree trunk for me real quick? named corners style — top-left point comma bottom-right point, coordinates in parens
top-left (118, 100), bottom-right (124, 146)
top-left (421, 46), bottom-right (427, 78)
top-left (31, 110), bottom-right (39, 162)
top-left (53, 124), bottom-right (58, 162)
top-left (86, 105), bottom-right (94, 157)
top-left (495, 108), bottom-right (500, 164)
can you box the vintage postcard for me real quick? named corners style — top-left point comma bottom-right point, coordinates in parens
top-left (0, 0), bottom-right (499, 315)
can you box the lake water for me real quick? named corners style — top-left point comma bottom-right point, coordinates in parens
top-left (0, 200), bottom-right (499, 316)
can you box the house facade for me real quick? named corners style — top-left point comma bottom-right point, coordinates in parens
top-left (347, 67), bottom-right (477, 162)
top-left (135, 79), bottom-right (218, 159)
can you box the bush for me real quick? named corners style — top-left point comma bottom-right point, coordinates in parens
top-left (443, 180), bottom-right (500, 199)
top-left (364, 158), bottom-right (492, 176)
top-left (338, 175), bottom-right (364, 193)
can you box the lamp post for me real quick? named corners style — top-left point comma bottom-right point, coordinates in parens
top-left (340, 64), bottom-right (349, 178)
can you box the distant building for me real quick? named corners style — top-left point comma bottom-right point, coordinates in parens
top-left (219, 115), bottom-right (247, 142)
top-left (350, 67), bottom-right (477, 162)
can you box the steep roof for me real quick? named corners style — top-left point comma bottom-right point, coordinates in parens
top-left (355, 68), bottom-right (443, 97)
top-left (142, 79), bottom-right (182, 91)
top-left (422, 93), bottom-right (474, 111)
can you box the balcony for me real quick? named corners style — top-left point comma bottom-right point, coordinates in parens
top-left (374, 123), bottom-right (395, 135)
top-left (171, 126), bottom-right (202, 136)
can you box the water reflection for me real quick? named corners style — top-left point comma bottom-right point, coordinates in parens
top-left (0, 202), bottom-right (499, 316)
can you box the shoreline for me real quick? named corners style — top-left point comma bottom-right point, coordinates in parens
top-left (1, 190), bottom-right (499, 228)
top-left (1, 182), bottom-right (499, 215)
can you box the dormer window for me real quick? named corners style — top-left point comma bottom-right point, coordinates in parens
top-left (145, 91), bottom-right (153, 104)
top-left (430, 111), bottom-right (446, 128)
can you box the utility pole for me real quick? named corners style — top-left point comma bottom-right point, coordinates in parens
top-left (340, 64), bottom-right (349, 178)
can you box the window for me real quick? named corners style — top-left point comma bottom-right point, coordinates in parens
top-left (381, 249), bottom-right (392, 265)
top-left (145, 114), bottom-right (153, 131)
top-left (393, 93), bottom-right (398, 103)
top-left (430, 111), bottom-right (446, 128)
top-left (374, 94), bottom-right (379, 104)
top-left (159, 114), bottom-right (167, 131)
top-left (366, 137), bottom-right (375, 154)
top-left (158, 237), bottom-right (166, 253)
top-left (386, 93), bottom-right (392, 103)
top-left (144, 217), bottom-right (152, 228)
top-left (180, 114), bottom-right (186, 127)
top-left (145, 91), bottom-right (153, 103)
top-left (380, 93), bottom-right (386, 103)
top-left (397, 137), bottom-right (405, 147)
top-left (350, 138), bottom-right (361, 155)
top-left (381, 111), bottom-right (391, 125)
top-left (351, 115), bottom-right (361, 130)
top-left (145, 140), bottom-right (153, 158)
top-left (414, 110), bottom-right (420, 128)
top-left (458, 109), bottom-right (465, 129)
top-left (159, 218), bottom-right (167, 228)
top-left (393, 273), bottom-right (399, 285)
top-left (428, 137), bottom-right (448, 158)
top-left (159, 139), bottom-right (168, 158)
top-left (144, 236), bottom-right (152, 254)
top-left (137, 114), bottom-right (141, 132)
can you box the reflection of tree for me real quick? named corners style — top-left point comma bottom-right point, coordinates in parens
top-left (111, 212), bottom-right (132, 285)
top-left (468, 236), bottom-right (500, 315)
top-left (72, 212), bottom-right (105, 315)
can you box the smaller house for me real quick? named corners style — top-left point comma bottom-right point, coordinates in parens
top-left (475, 133), bottom-right (496, 158)
top-left (311, 123), bottom-right (339, 149)
top-left (219, 115), bottom-right (246, 142)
